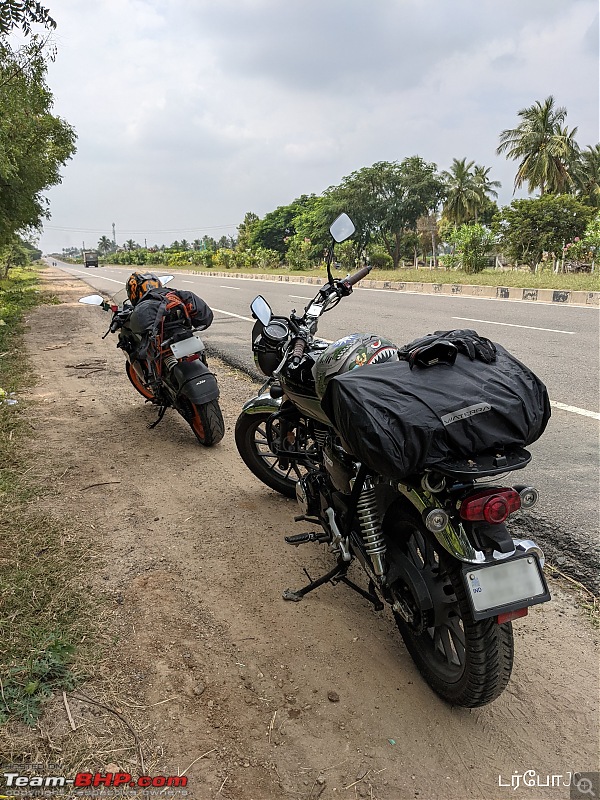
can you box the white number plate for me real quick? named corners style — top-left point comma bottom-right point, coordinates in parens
top-left (465, 557), bottom-right (547, 614)
top-left (170, 337), bottom-right (204, 358)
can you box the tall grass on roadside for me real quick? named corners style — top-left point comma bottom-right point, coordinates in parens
top-left (0, 266), bottom-right (89, 725)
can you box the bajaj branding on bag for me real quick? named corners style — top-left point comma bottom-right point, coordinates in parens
top-left (441, 403), bottom-right (492, 426)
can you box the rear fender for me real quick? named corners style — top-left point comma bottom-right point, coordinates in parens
top-left (172, 360), bottom-right (219, 404)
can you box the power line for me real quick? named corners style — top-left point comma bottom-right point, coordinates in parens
top-left (43, 223), bottom-right (238, 234)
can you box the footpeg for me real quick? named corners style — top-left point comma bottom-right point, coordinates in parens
top-left (285, 532), bottom-right (329, 546)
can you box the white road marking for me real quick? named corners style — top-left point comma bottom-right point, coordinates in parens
top-left (452, 317), bottom-right (575, 335)
top-left (212, 307), bottom-right (254, 322)
top-left (66, 268), bottom-right (124, 284)
top-left (289, 295), bottom-right (313, 300)
top-left (220, 285), bottom-right (242, 290)
top-left (550, 401), bottom-right (600, 420)
top-left (181, 280), bottom-right (194, 284)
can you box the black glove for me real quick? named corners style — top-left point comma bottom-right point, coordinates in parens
top-left (432, 329), bottom-right (497, 363)
top-left (399, 329), bottom-right (497, 366)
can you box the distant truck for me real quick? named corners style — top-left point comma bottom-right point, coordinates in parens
top-left (83, 250), bottom-right (99, 268)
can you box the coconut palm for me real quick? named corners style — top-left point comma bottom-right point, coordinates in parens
top-left (472, 165), bottom-right (501, 222)
top-left (441, 158), bottom-right (480, 225)
top-left (497, 96), bottom-right (580, 195)
top-left (97, 235), bottom-right (112, 254)
top-left (573, 144), bottom-right (600, 208)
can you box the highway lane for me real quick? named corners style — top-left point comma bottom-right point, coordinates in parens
top-left (54, 261), bottom-right (600, 588)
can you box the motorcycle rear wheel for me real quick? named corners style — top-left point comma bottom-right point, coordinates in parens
top-left (391, 511), bottom-right (514, 707)
top-left (186, 399), bottom-right (225, 447)
top-left (125, 361), bottom-right (155, 400)
top-left (235, 412), bottom-right (305, 498)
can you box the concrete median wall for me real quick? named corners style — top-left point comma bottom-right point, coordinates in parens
top-left (189, 270), bottom-right (600, 307)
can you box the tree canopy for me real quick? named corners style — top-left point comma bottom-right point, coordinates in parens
top-left (493, 194), bottom-right (592, 270)
top-left (0, 3), bottom-right (76, 256)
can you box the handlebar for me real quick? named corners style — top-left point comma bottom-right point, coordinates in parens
top-left (342, 264), bottom-right (372, 290)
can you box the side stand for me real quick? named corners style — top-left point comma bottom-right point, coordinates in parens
top-left (283, 564), bottom-right (384, 611)
top-left (283, 562), bottom-right (347, 602)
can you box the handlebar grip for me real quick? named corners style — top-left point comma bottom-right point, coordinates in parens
top-left (346, 264), bottom-right (372, 287)
top-left (290, 337), bottom-right (307, 366)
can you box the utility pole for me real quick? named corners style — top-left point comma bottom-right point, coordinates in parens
top-left (112, 222), bottom-right (116, 246)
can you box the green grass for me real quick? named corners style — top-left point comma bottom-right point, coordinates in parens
top-left (110, 262), bottom-right (600, 292)
top-left (0, 265), bottom-right (88, 726)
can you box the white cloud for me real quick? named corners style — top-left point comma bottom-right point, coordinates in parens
top-left (39, 0), bottom-right (598, 252)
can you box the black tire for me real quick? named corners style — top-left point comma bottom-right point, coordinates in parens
top-left (391, 511), bottom-right (514, 707)
top-left (187, 399), bottom-right (225, 446)
top-left (125, 360), bottom-right (155, 400)
top-left (235, 412), bottom-right (305, 498)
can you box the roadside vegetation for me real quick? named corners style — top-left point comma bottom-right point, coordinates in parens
top-left (57, 96), bottom-right (600, 292)
top-left (0, 266), bottom-right (91, 727)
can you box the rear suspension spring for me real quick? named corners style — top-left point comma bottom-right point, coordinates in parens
top-left (356, 477), bottom-right (386, 576)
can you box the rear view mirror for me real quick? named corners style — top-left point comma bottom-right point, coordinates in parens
top-left (330, 213), bottom-right (355, 243)
top-left (79, 294), bottom-right (105, 306)
top-left (251, 295), bottom-right (273, 325)
top-left (158, 275), bottom-right (174, 285)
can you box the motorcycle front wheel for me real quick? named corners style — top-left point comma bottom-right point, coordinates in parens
top-left (125, 360), bottom-right (155, 400)
top-left (391, 511), bottom-right (514, 707)
top-left (185, 399), bottom-right (225, 447)
top-left (235, 412), bottom-right (306, 498)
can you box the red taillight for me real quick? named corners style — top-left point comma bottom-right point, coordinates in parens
top-left (110, 304), bottom-right (118, 312)
top-left (459, 488), bottom-right (521, 524)
top-left (185, 353), bottom-right (200, 362)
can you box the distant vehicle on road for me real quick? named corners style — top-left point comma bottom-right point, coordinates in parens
top-left (83, 250), bottom-right (99, 268)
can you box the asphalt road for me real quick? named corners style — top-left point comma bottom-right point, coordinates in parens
top-left (51, 261), bottom-right (600, 590)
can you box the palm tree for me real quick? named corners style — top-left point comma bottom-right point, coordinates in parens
top-left (472, 165), bottom-right (501, 222)
top-left (124, 239), bottom-right (137, 251)
top-left (441, 158), bottom-right (480, 225)
top-left (179, 239), bottom-right (190, 251)
top-left (97, 235), bottom-right (112, 254)
top-left (497, 96), bottom-right (580, 195)
top-left (573, 144), bottom-right (600, 208)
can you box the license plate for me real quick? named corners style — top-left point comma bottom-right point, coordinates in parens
top-left (462, 556), bottom-right (550, 620)
top-left (170, 337), bottom-right (204, 358)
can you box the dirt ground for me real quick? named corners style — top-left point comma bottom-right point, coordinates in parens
top-left (10, 267), bottom-right (599, 800)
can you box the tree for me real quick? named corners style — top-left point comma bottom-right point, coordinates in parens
top-left (497, 96), bottom-right (580, 195)
top-left (473, 166), bottom-right (501, 221)
top-left (0, 39), bottom-right (76, 253)
top-left (441, 159), bottom-right (479, 225)
top-left (443, 224), bottom-right (494, 273)
top-left (0, 0), bottom-right (55, 35)
top-left (250, 195), bottom-right (317, 256)
top-left (97, 235), bottom-right (112, 254)
top-left (236, 212), bottom-right (260, 251)
top-left (573, 144), bottom-right (600, 208)
top-left (325, 158), bottom-right (444, 269)
top-left (124, 239), bottom-right (137, 251)
top-left (494, 194), bottom-right (592, 271)
top-left (179, 239), bottom-right (190, 251)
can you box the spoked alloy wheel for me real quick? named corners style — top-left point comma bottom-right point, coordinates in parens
top-left (391, 512), bottom-right (514, 707)
top-left (186, 399), bottom-right (225, 447)
top-left (235, 412), bottom-right (308, 497)
top-left (125, 361), bottom-right (155, 400)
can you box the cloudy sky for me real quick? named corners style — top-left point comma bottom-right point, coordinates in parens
top-left (39, 0), bottom-right (598, 254)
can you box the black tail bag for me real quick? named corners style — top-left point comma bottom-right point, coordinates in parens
top-left (320, 343), bottom-right (551, 481)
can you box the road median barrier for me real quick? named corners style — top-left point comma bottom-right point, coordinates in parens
top-left (188, 270), bottom-right (599, 306)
